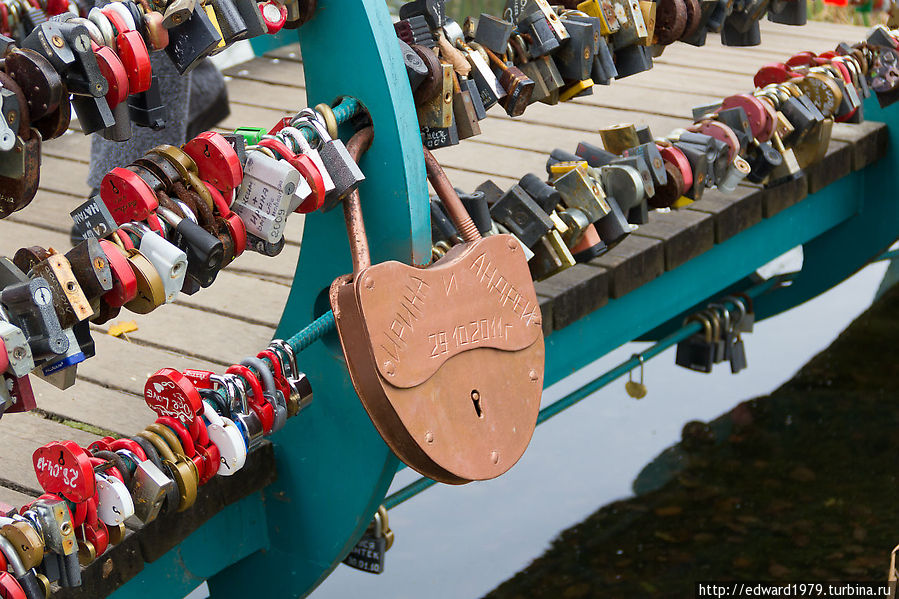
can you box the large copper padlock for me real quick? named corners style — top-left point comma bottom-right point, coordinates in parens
top-left (331, 133), bottom-right (544, 484)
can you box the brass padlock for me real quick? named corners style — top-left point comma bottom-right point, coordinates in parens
top-left (331, 130), bottom-right (545, 484)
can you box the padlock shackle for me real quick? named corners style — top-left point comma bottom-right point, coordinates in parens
top-left (343, 127), bottom-right (374, 274)
top-left (423, 148), bottom-right (481, 244)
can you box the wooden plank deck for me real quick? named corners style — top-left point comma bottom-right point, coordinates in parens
top-left (0, 17), bottom-right (880, 588)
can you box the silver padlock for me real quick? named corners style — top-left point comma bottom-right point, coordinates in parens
top-left (212, 374), bottom-right (265, 449)
top-left (232, 150), bottom-right (299, 244)
top-left (293, 110), bottom-right (365, 211)
top-left (598, 164), bottom-right (645, 213)
top-left (269, 339), bottom-right (313, 413)
top-left (26, 498), bottom-right (76, 556)
top-left (717, 156), bottom-right (751, 193)
top-left (241, 356), bottom-right (287, 432)
top-left (136, 227), bottom-right (188, 304)
top-left (35, 327), bottom-right (83, 390)
top-left (0, 91), bottom-right (17, 152)
top-left (0, 318), bottom-right (34, 377)
top-left (554, 165), bottom-right (612, 222)
top-left (279, 126), bottom-right (336, 200)
top-left (117, 448), bottom-right (173, 524)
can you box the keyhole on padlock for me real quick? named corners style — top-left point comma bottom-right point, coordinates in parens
top-left (471, 389), bottom-right (483, 418)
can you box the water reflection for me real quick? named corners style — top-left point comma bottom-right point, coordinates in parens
top-left (311, 261), bottom-right (889, 599)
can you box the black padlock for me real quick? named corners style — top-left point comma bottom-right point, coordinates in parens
top-left (594, 197), bottom-right (631, 247)
top-left (210, 0), bottom-right (249, 44)
top-left (576, 141), bottom-right (617, 167)
top-left (0, 273), bottom-right (69, 362)
top-left (721, 12), bottom-right (761, 46)
top-left (627, 201), bottom-right (649, 225)
top-left (475, 179), bottom-right (505, 205)
top-left (394, 15), bottom-right (436, 48)
top-left (398, 0), bottom-right (445, 29)
top-left (675, 315), bottom-right (715, 373)
top-left (458, 190), bottom-right (493, 235)
top-left (165, 7), bottom-right (222, 75)
top-left (399, 39), bottom-right (428, 92)
top-left (519, 172), bottom-right (560, 214)
top-left (546, 148), bottom-right (583, 173)
top-left (72, 320), bottom-right (95, 360)
top-left (767, 0), bottom-right (805, 26)
top-left (70, 94), bottom-right (116, 135)
top-left (744, 141), bottom-right (783, 183)
top-left (474, 13), bottom-right (513, 54)
top-left (779, 96), bottom-right (817, 145)
top-left (156, 206), bottom-right (225, 288)
top-left (128, 75), bottom-right (168, 130)
top-left (556, 19), bottom-right (595, 81)
top-left (421, 122), bottom-right (459, 150)
top-left (490, 184), bottom-right (553, 248)
top-left (233, 0), bottom-right (269, 38)
top-left (430, 198), bottom-right (458, 242)
top-left (65, 238), bottom-right (113, 300)
top-left (49, 19), bottom-right (109, 99)
top-left (623, 143), bottom-right (668, 187)
top-left (517, 10), bottom-right (560, 57)
top-left (716, 107), bottom-right (753, 151)
top-left (246, 233), bottom-right (285, 257)
top-left (671, 141), bottom-right (709, 199)
top-left (613, 44), bottom-right (653, 78)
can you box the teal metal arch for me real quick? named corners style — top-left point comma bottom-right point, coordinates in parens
top-left (112, 0), bottom-right (429, 595)
top-left (107, 24), bottom-right (899, 599)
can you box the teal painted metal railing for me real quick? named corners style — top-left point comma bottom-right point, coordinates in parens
top-left (111, 18), bottom-right (899, 597)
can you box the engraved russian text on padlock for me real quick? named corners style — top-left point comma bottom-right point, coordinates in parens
top-left (232, 152), bottom-right (298, 243)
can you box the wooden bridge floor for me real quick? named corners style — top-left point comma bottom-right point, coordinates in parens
top-left (0, 18), bottom-right (873, 520)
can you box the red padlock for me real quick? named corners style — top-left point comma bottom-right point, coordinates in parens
top-left (657, 144), bottom-right (693, 191)
top-left (258, 137), bottom-right (326, 213)
top-left (267, 116), bottom-right (293, 135)
top-left (183, 132), bottom-right (243, 194)
top-left (89, 456), bottom-right (124, 484)
top-left (195, 442), bottom-right (220, 484)
top-left (216, 208), bottom-right (247, 258)
top-left (0, 4), bottom-right (9, 36)
top-left (45, 0), bottom-right (68, 14)
top-left (259, 1), bottom-right (286, 33)
top-left (144, 368), bottom-right (203, 427)
top-left (257, 349), bottom-right (292, 410)
top-left (88, 437), bottom-right (116, 454)
top-left (720, 94), bottom-right (769, 141)
top-left (99, 240), bottom-right (138, 308)
top-left (225, 364), bottom-right (274, 435)
top-left (109, 438), bottom-right (147, 461)
top-left (0, 572), bottom-right (27, 599)
top-left (92, 44), bottom-right (130, 109)
top-left (0, 338), bottom-right (7, 373)
top-left (115, 31), bottom-right (152, 95)
top-left (753, 63), bottom-right (794, 87)
top-left (3, 374), bottom-right (36, 413)
top-left (32, 440), bottom-right (96, 503)
top-left (100, 168), bottom-right (160, 228)
top-left (183, 369), bottom-right (215, 389)
top-left (155, 416), bottom-right (197, 458)
top-left (78, 497), bottom-right (109, 557)
top-left (692, 120), bottom-right (740, 162)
